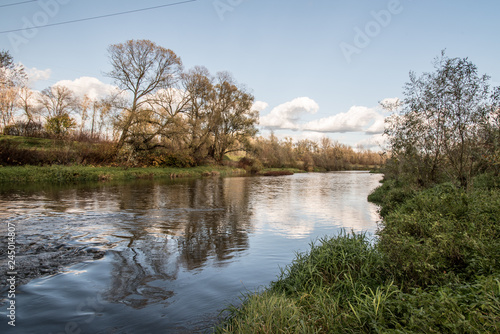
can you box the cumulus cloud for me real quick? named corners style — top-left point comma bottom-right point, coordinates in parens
top-left (303, 106), bottom-right (385, 134)
top-left (365, 115), bottom-right (386, 134)
top-left (55, 76), bottom-right (120, 100)
top-left (259, 97), bottom-right (319, 130)
top-left (252, 101), bottom-right (269, 112)
top-left (23, 65), bottom-right (51, 84)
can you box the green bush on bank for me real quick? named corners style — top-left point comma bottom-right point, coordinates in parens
top-left (367, 179), bottom-right (417, 218)
top-left (378, 182), bottom-right (500, 287)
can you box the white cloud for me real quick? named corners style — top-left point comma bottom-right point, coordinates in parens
top-left (356, 133), bottom-right (387, 150)
top-left (252, 101), bottom-right (269, 112)
top-left (259, 97), bottom-right (319, 130)
top-left (23, 65), bottom-right (51, 84)
top-left (55, 76), bottom-right (119, 100)
top-left (365, 115), bottom-right (386, 134)
top-left (303, 106), bottom-right (385, 134)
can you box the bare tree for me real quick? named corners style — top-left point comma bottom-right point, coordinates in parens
top-left (17, 87), bottom-right (41, 124)
top-left (106, 39), bottom-right (183, 151)
top-left (39, 85), bottom-right (78, 136)
top-left (181, 66), bottom-right (215, 162)
top-left (0, 50), bottom-right (27, 131)
top-left (39, 85), bottom-right (77, 119)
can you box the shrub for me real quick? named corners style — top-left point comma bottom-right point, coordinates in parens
top-left (368, 179), bottom-right (417, 217)
top-left (377, 182), bottom-right (500, 287)
top-left (237, 157), bottom-right (263, 174)
top-left (45, 114), bottom-right (76, 137)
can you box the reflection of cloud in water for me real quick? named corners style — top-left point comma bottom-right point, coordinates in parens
top-left (251, 172), bottom-right (382, 239)
top-left (254, 210), bottom-right (315, 239)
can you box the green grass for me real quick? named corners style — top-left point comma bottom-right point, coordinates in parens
top-left (0, 165), bottom-right (245, 183)
top-left (0, 135), bottom-right (55, 149)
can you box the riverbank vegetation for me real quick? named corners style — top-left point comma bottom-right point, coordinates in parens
top-left (215, 53), bottom-right (500, 333)
top-left (1, 42), bottom-right (383, 182)
top-left (0, 165), bottom-right (244, 183)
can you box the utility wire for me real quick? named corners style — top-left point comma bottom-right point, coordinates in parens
top-left (0, 0), bottom-right (38, 9)
top-left (0, 0), bottom-right (198, 34)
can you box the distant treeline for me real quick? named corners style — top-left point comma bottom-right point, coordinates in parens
top-left (246, 134), bottom-right (384, 172)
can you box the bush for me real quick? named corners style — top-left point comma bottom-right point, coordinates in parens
top-left (0, 137), bottom-right (117, 166)
top-left (237, 157), bottom-right (263, 174)
top-left (0, 139), bottom-right (34, 165)
top-left (135, 150), bottom-right (195, 168)
top-left (45, 114), bottom-right (76, 137)
top-left (3, 121), bottom-right (46, 137)
top-left (368, 179), bottom-right (417, 217)
top-left (377, 182), bottom-right (500, 287)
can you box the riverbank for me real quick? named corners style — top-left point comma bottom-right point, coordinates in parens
top-left (0, 164), bottom-right (316, 183)
top-left (0, 165), bottom-right (249, 183)
top-left (214, 174), bottom-right (500, 333)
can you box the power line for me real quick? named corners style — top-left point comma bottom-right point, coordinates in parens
top-left (0, 0), bottom-right (38, 9)
top-left (0, 0), bottom-right (198, 34)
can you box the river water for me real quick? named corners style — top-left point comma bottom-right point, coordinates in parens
top-left (0, 171), bottom-right (382, 333)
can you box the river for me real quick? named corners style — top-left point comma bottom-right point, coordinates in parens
top-left (0, 171), bottom-right (382, 333)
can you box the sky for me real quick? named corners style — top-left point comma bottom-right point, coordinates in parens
top-left (1, 0), bottom-right (499, 150)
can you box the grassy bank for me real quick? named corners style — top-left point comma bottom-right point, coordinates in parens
top-left (214, 174), bottom-right (500, 333)
top-left (0, 165), bottom-right (246, 183)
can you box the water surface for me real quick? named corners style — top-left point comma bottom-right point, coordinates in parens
top-left (0, 171), bottom-right (382, 333)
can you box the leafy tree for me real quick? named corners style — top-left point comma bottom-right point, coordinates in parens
top-left (45, 113), bottom-right (76, 136)
top-left (384, 52), bottom-right (500, 187)
top-left (207, 72), bottom-right (258, 162)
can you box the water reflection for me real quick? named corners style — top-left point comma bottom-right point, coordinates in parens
top-left (250, 172), bottom-right (381, 239)
top-left (0, 172), bottom-right (382, 333)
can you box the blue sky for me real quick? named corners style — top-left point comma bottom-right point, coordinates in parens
top-left (1, 0), bottom-right (499, 149)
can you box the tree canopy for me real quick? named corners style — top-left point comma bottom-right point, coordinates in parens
top-left (384, 52), bottom-right (500, 187)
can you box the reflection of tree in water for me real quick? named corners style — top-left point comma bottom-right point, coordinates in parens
top-left (103, 177), bottom-right (254, 308)
top-left (104, 239), bottom-right (179, 309)
top-left (179, 177), bottom-right (253, 270)
top-left (0, 177), bottom-right (254, 309)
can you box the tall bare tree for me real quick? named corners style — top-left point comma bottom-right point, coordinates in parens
top-left (38, 85), bottom-right (78, 136)
top-left (106, 39), bottom-right (183, 151)
top-left (0, 50), bottom-right (27, 131)
top-left (182, 66), bottom-right (216, 162)
top-left (39, 85), bottom-right (77, 118)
